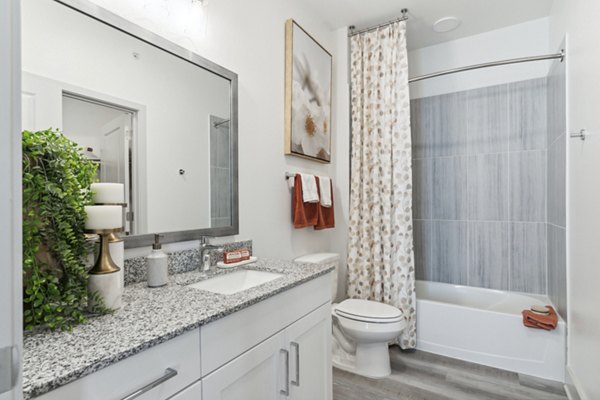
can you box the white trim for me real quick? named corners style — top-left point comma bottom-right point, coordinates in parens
top-left (0, 0), bottom-right (22, 398)
top-left (565, 365), bottom-right (585, 400)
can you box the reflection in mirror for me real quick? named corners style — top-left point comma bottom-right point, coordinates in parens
top-left (62, 94), bottom-right (135, 233)
top-left (209, 116), bottom-right (232, 228)
top-left (21, 0), bottom-right (236, 243)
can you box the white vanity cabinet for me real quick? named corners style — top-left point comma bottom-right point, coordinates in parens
top-left (200, 274), bottom-right (332, 400)
top-left (202, 303), bottom-right (331, 400)
top-left (32, 273), bottom-right (333, 400)
top-left (201, 330), bottom-right (287, 399)
top-left (285, 304), bottom-right (332, 400)
top-left (34, 329), bottom-right (202, 400)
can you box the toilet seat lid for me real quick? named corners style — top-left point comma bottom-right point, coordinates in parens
top-left (335, 299), bottom-right (403, 322)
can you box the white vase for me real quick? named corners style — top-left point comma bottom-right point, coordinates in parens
top-left (109, 239), bottom-right (125, 291)
top-left (88, 272), bottom-right (122, 310)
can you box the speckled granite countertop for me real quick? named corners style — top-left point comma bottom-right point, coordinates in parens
top-left (23, 259), bottom-right (334, 399)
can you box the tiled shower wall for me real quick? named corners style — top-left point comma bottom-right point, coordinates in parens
top-left (411, 78), bottom-right (551, 294)
top-left (210, 115), bottom-right (232, 228)
top-left (547, 55), bottom-right (567, 318)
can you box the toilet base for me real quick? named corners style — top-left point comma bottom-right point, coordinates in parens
top-left (332, 337), bottom-right (392, 379)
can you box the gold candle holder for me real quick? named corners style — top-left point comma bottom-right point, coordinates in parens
top-left (107, 231), bottom-right (123, 243)
top-left (86, 228), bottom-right (123, 275)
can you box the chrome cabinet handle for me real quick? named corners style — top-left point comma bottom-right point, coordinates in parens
top-left (121, 368), bottom-right (178, 400)
top-left (280, 349), bottom-right (290, 396)
top-left (291, 342), bottom-right (300, 387)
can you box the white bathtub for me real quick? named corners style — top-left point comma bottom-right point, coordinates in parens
top-left (415, 280), bottom-right (566, 382)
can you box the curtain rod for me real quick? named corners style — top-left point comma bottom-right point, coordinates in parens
top-left (409, 50), bottom-right (565, 83)
top-left (348, 8), bottom-right (408, 37)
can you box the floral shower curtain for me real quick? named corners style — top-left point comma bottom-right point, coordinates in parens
top-left (347, 21), bottom-right (416, 349)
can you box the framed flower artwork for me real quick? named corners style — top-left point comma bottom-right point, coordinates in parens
top-left (284, 19), bottom-right (333, 163)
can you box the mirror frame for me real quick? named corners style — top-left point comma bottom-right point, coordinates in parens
top-left (54, 0), bottom-right (239, 248)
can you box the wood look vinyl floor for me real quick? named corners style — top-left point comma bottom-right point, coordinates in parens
top-left (333, 347), bottom-right (567, 400)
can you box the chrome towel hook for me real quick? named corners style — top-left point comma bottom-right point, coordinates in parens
top-left (570, 129), bottom-right (587, 141)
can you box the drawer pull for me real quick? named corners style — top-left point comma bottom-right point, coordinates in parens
top-left (121, 368), bottom-right (178, 400)
top-left (291, 342), bottom-right (300, 387)
top-left (280, 349), bottom-right (290, 396)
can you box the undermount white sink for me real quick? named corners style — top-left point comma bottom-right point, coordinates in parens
top-left (187, 270), bottom-right (283, 295)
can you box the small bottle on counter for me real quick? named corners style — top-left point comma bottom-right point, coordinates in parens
top-left (146, 234), bottom-right (168, 287)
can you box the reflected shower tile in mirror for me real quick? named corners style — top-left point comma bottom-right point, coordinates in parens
top-left (211, 115), bottom-right (231, 169)
top-left (211, 166), bottom-right (232, 220)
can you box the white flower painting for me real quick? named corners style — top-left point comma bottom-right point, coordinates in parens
top-left (285, 20), bottom-right (332, 163)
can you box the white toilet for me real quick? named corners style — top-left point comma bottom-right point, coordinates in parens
top-left (294, 253), bottom-right (406, 379)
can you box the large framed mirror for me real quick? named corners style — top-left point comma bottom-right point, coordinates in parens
top-left (21, 0), bottom-right (238, 248)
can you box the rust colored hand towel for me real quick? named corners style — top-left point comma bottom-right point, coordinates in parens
top-left (315, 177), bottom-right (335, 230)
top-left (522, 306), bottom-right (558, 331)
top-left (292, 174), bottom-right (318, 228)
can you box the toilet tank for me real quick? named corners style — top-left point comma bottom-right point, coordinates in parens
top-left (294, 253), bottom-right (339, 301)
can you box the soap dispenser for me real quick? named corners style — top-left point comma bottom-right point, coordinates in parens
top-left (146, 234), bottom-right (168, 287)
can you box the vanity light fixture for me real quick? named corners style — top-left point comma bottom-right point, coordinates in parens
top-left (433, 16), bottom-right (461, 33)
top-left (186, 0), bottom-right (208, 37)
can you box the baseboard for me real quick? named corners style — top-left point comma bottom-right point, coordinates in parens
top-left (564, 365), bottom-right (584, 400)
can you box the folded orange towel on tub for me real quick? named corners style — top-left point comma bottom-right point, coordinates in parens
top-left (522, 306), bottom-right (558, 331)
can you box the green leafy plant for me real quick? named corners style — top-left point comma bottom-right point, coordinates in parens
top-left (22, 128), bottom-right (104, 331)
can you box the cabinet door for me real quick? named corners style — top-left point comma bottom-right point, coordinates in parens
top-left (286, 303), bottom-right (332, 400)
top-left (168, 380), bottom-right (202, 400)
top-left (202, 331), bottom-right (287, 400)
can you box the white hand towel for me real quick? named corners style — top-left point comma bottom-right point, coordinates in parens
top-left (300, 173), bottom-right (319, 203)
top-left (318, 176), bottom-right (332, 208)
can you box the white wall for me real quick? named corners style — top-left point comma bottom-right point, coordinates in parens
top-left (21, 0), bottom-right (232, 233)
top-left (77, 0), bottom-right (351, 297)
top-left (0, 0), bottom-right (22, 398)
top-left (408, 18), bottom-right (551, 99)
top-left (549, 1), bottom-right (600, 399)
top-left (331, 28), bottom-right (350, 300)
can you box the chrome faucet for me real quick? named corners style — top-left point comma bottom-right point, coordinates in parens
top-left (199, 237), bottom-right (224, 273)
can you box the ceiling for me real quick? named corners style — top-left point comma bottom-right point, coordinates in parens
top-left (300, 0), bottom-right (554, 50)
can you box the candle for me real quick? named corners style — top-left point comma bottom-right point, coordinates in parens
top-left (91, 183), bottom-right (124, 204)
top-left (85, 205), bottom-right (123, 230)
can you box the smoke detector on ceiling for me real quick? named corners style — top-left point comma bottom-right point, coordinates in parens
top-left (433, 16), bottom-right (461, 33)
